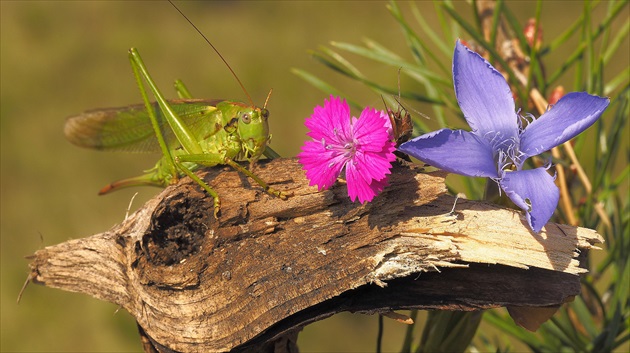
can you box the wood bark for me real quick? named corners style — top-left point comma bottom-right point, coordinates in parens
top-left (27, 158), bottom-right (602, 352)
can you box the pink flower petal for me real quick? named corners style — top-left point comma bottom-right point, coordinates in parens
top-left (368, 176), bottom-right (390, 196)
top-left (353, 146), bottom-right (396, 184)
top-left (346, 161), bottom-right (378, 203)
top-left (327, 96), bottom-right (353, 139)
top-left (298, 140), bottom-right (345, 190)
top-left (305, 96), bottom-right (353, 144)
top-left (353, 107), bottom-right (394, 152)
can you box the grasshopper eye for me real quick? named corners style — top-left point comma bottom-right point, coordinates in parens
top-left (241, 113), bottom-right (251, 124)
top-left (261, 108), bottom-right (269, 120)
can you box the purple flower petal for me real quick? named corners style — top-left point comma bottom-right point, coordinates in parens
top-left (499, 167), bottom-right (559, 233)
top-left (519, 92), bottom-right (610, 159)
top-left (398, 129), bottom-right (498, 178)
top-left (453, 41), bottom-right (519, 147)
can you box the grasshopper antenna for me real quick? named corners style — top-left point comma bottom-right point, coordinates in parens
top-left (263, 89), bottom-right (273, 110)
top-left (168, 0), bottom-right (255, 106)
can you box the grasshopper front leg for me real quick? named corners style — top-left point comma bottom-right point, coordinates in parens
top-left (178, 154), bottom-right (289, 201)
top-left (224, 159), bottom-right (288, 200)
top-left (128, 49), bottom-right (178, 181)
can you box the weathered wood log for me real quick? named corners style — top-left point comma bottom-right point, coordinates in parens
top-left (27, 158), bottom-right (602, 352)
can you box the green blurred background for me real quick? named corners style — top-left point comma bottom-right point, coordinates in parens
top-left (1, 1), bottom-right (625, 352)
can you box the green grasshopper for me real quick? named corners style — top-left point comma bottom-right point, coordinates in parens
top-left (64, 25), bottom-right (287, 218)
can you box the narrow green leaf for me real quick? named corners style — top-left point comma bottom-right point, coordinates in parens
top-left (387, 1), bottom-right (425, 65)
top-left (603, 67), bottom-right (629, 96)
top-left (547, 42), bottom-right (586, 87)
top-left (331, 41), bottom-right (451, 86)
top-left (471, 0), bottom-right (483, 36)
top-left (362, 38), bottom-right (403, 61)
top-left (406, 4), bottom-right (451, 75)
top-left (399, 310), bottom-right (418, 353)
top-left (310, 47), bottom-right (447, 106)
top-left (612, 331), bottom-right (630, 350)
top-left (410, 3), bottom-right (451, 56)
top-left (581, 279), bottom-right (608, 322)
top-left (546, 12), bottom-right (584, 54)
top-left (548, 0), bottom-right (628, 87)
top-left (600, 302), bottom-right (623, 351)
top-left (609, 256), bottom-right (630, 319)
top-left (441, 311), bottom-right (483, 350)
top-left (572, 296), bottom-right (599, 338)
top-left (584, 0), bottom-right (595, 92)
top-left (488, 0), bottom-right (503, 47)
top-left (418, 311), bottom-right (482, 353)
top-left (594, 1), bottom-right (613, 89)
top-left (593, 87), bottom-right (629, 191)
top-left (290, 68), bottom-right (362, 110)
top-left (501, 3), bottom-right (528, 55)
top-left (548, 314), bottom-right (587, 351)
top-left (484, 310), bottom-right (541, 348)
top-left (602, 19), bottom-right (630, 65)
top-left (433, 0), bottom-right (454, 44)
top-left (612, 165), bottom-right (630, 191)
top-left (314, 46), bottom-right (364, 78)
top-left (597, 58), bottom-right (605, 96)
top-left (526, 0), bottom-right (544, 95)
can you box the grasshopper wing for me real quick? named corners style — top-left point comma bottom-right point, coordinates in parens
top-left (64, 99), bottom-right (223, 153)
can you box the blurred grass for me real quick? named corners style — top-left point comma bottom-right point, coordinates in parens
top-left (0, 1), bottom-right (627, 352)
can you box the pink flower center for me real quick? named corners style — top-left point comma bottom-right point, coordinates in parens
top-left (324, 128), bottom-right (358, 163)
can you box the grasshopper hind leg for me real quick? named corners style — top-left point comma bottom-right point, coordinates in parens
top-left (98, 157), bottom-right (176, 195)
top-left (98, 173), bottom-right (165, 195)
top-left (128, 48), bottom-right (221, 217)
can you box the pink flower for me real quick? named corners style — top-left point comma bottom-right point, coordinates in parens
top-left (298, 96), bottom-right (396, 203)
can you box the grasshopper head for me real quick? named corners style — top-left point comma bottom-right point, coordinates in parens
top-left (236, 105), bottom-right (270, 163)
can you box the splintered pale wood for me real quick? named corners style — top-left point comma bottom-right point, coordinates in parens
top-left (27, 158), bottom-right (602, 352)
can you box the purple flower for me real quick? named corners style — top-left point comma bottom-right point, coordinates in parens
top-left (298, 96), bottom-right (397, 203)
top-left (398, 40), bottom-right (609, 233)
